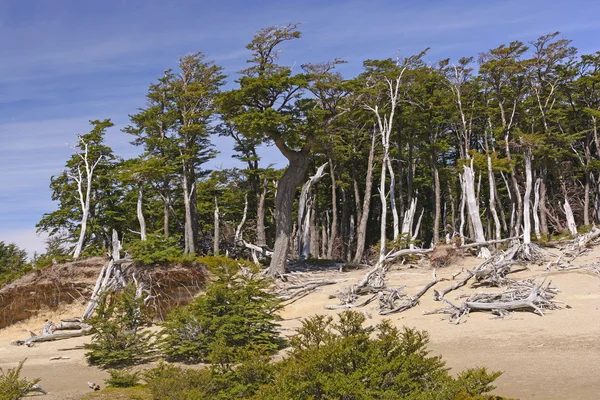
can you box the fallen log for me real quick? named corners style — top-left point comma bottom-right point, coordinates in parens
top-left (11, 320), bottom-right (92, 346)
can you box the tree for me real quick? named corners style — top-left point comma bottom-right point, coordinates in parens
top-left (126, 53), bottom-right (225, 254)
top-left (222, 24), bottom-right (316, 275)
top-left (38, 119), bottom-right (120, 257)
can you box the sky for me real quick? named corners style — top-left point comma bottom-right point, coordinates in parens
top-left (1, 0), bottom-right (599, 256)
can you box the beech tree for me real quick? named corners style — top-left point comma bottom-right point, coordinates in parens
top-left (126, 53), bottom-right (225, 254)
top-left (221, 24), bottom-right (317, 275)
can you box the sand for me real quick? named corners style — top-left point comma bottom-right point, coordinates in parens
top-left (2, 248), bottom-right (600, 399)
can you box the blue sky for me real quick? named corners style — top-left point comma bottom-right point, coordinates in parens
top-left (1, 0), bottom-right (599, 255)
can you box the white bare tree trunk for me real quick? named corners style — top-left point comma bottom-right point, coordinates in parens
top-left (72, 138), bottom-right (103, 259)
top-left (487, 156), bottom-right (501, 241)
top-left (213, 197), bottom-right (219, 255)
top-left (523, 150), bottom-right (533, 253)
top-left (462, 161), bottom-right (490, 258)
top-left (297, 163), bottom-right (328, 259)
top-left (411, 208), bottom-right (424, 249)
top-left (347, 214), bottom-right (355, 261)
top-left (137, 183), bottom-right (147, 242)
top-left (386, 158), bottom-right (400, 240)
top-left (563, 197), bottom-right (578, 237)
top-left (234, 194), bottom-right (248, 243)
top-left (401, 197), bottom-right (417, 247)
top-left (365, 66), bottom-right (406, 262)
top-left (379, 158), bottom-right (388, 258)
top-left (459, 178), bottom-right (467, 246)
top-left (533, 178), bottom-right (542, 240)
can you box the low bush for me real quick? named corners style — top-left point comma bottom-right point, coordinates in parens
top-left (105, 368), bottom-right (142, 388)
top-left (256, 311), bottom-right (504, 399)
top-left (0, 359), bottom-right (41, 400)
top-left (159, 257), bottom-right (285, 364)
top-left (144, 311), bottom-right (507, 400)
top-left (85, 285), bottom-right (156, 368)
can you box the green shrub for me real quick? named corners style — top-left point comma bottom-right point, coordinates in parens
top-left (255, 311), bottom-right (504, 400)
top-left (0, 359), bottom-right (41, 400)
top-left (159, 257), bottom-right (284, 364)
top-left (126, 234), bottom-right (183, 266)
top-left (145, 311), bottom-right (507, 400)
top-left (105, 368), bottom-right (142, 388)
top-left (85, 285), bottom-right (156, 368)
top-left (143, 363), bottom-right (219, 400)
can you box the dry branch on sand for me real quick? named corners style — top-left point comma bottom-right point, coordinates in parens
top-left (379, 270), bottom-right (438, 315)
top-left (426, 276), bottom-right (560, 323)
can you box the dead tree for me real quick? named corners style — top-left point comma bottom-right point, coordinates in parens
top-left (71, 136), bottom-right (103, 258)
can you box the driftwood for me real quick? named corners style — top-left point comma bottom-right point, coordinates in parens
top-left (563, 227), bottom-right (600, 258)
top-left (326, 294), bottom-right (379, 310)
top-left (458, 236), bottom-right (521, 249)
top-left (427, 276), bottom-right (560, 323)
top-left (356, 248), bottom-right (432, 291)
top-left (380, 270), bottom-right (438, 315)
top-left (433, 270), bottom-right (474, 300)
top-left (30, 384), bottom-right (49, 395)
top-left (277, 279), bottom-right (337, 304)
top-left (12, 320), bottom-right (92, 346)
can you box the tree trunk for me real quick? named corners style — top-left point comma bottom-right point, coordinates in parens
top-left (539, 178), bottom-right (549, 235)
top-left (523, 150), bottom-right (533, 251)
top-left (234, 194), bottom-right (248, 243)
top-left (309, 195), bottom-right (319, 258)
top-left (327, 160), bottom-right (338, 258)
top-left (458, 176), bottom-right (467, 246)
top-left (487, 156), bottom-right (501, 241)
top-left (563, 189), bottom-right (578, 237)
top-left (431, 153), bottom-right (441, 245)
top-left (256, 178), bottom-right (267, 247)
top-left (379, 154), bottom-right (388, 259)
top-left (533, 178), bottom-right (542, 240)
top-left (268, 151), bottom-right (310, 275)
top-left (387, 157), bottom-right (400, 241)
top-left (298, 163), bottom-right (328, 260)
top-left (182, 168), bottom-right (195, 254)
top-left (137, 183), bottom-right (147, 242)
top-left (462, 161), bottom-right (490, 258)
top-left (354, 134), bottom-right (376, 263)
top-left (213, 197), bottom-right (219, 255)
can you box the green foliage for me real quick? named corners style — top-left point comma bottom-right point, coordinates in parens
top-left (256, 311), bottom-right (503, 400)
top-left (0, 359), bottom-right (41, 400)
top-left (126, 234), bottom-right (182, 266)
top-left (143, 363), bottom-right (219, 400)
top-left (160, 257), bottom-right (284, 364)
top-left (85, 286), bottom-right (155, 368)
top-left (0, 242), bottom-right (30, 288)
top-left (144, 311), bottom-right (506, 400)
top-left (457, 367), bottom-right (503, 397)
top-left (80, 386), bottom-right (151, 400)
top-left (105, 368), bottom-right (142, 388)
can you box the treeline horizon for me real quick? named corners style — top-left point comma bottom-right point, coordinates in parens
top-left (27, 24), bottom-right (600, 273)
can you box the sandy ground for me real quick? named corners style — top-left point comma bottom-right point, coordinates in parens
top-left (2, 248), bottom-right (600, 399)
